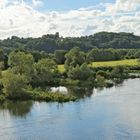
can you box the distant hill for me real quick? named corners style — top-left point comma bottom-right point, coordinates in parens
top-left (1, 32), bottom-right (140, 53)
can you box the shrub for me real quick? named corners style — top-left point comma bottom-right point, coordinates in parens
top-left (1, 70), bottom-right (28, 97)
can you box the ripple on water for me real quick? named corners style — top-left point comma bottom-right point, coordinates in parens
top-left (0, 79), bottom-right (140, 140)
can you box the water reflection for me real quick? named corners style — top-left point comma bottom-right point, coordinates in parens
top-left (0, 79), bottom-right (132, 118)
top-left (113, 79), bottom-right (124, 86)
top-left (0, 101), bottom-right (33, 118)
top-left (0, 79), bottom-right (140, 140)
top-left (68, 86), bottom-right (93, 98)
top-left (51, 86), bottom-right (68, 94)
top-left (50, 79), bottom-right (126, 99)
top-left (50, 86), bottom-right (93, 99)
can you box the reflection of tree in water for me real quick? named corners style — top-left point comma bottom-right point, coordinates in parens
top-left (114, 79), bottom-right (125, 87)
top-left (0, 101), bottom-right (33, 118)
top-left (67, 86), bottom-right (93, 99)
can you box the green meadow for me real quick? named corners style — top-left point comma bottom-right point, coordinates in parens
top-left (58, 59), bottom-right (139, 73)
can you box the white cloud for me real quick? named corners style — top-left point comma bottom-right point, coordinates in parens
top-left (0, 0), bottom-right (8, 8)
top-left (32, 0), bottom-right (43, 8)
top-left (115, 0), bottom-right (140, 11)
top-left (0, 0), bottom-right (140, 39)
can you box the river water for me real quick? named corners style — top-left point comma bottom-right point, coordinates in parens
top-left (0, 79), bottom-right (140, 140)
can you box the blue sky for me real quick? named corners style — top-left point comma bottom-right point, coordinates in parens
top-left (36, 0), bottom-right (115, 11)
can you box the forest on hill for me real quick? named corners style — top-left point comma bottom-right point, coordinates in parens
top-left (1, 32), bottom-right (140, 53)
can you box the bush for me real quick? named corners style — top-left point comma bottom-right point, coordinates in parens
top-left (68, 63), bottom-right (92, 80)
top-left (96, 75), bottom-right (106, 87)
top-left (0, 95), bottom-right (6, 101)
top-left (27, 90), bottom-right (77, 102)
top-left (1, 70), bottom-right (28, 97)
top-left (96, 70), bottom-right (108, 78)
top-left (111, 66), bottom-right (128, 79)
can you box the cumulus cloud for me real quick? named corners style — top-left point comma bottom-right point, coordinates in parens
top-left (32, 0), bottom-right (43, 8)
top-left (0, 0), bottom-right (140, 39)
top-left (115, 0), bottom-right (140, 11)
top-left (0, 0), bottom-right (8, 8)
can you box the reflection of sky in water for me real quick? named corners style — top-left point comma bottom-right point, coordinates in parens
top-left (50, 86), bottom-right (68, 94)
top-left (0, 79), bottom-right (140, 140)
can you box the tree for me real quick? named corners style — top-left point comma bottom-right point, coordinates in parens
top-left (54, 50), bottom-right (67, 64)
top-left (1, 32), bottom-right (140, 53)
top-left (67, 63), bottom-right (92, 80)
top-left (96, 70), bottom-right (108, 79)
top-left (96, 75), bottom-right (106, 87)
top-left (87, 48), bottom-right (120, 62)
top-left (1, 70), bottom-right (28, 97)
top-left (134, 50), bottom-right (140, 58)
top-left (8, 51), bottom-right (34, 81)
top-left (111, 66), bottom-right (128, 79)
top-left (65, 47), bottom-right (86, 70)
top-left (33, 58), bottom-right (58, 85)
top-left (0, 62), bottom-right (4, 94)
top-left (0, 49), bottom-right (4, 62)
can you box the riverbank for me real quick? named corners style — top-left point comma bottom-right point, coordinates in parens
top-left (1, 76), bottom-right (140, 103)
top-left (0, 90), bottom-right (77, 103)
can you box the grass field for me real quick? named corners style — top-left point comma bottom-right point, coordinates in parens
top-left (58, 59), bottom-right (139, 73)
top-left (58, 64), bottom-right (65, 73)
top-left (90, 59), bottom-right (139, 68)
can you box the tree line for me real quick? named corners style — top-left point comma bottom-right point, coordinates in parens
top-left (1, 32), bottom-right (140, 53)
top-left (0, 38), bottom-right (140, 102)
top-left (0, 46), bottom-right (139, 101)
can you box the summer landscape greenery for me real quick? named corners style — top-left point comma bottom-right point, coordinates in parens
top-left (0, 32), bottom-right (140, 102)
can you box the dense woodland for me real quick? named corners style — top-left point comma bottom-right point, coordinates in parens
top-left (1, 32), bottom-right (140, 53)
top-left (0, 32), bottom-right (140, 102)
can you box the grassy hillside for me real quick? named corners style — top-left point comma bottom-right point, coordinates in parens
top-left (58, 59), bottom-right (139, 73)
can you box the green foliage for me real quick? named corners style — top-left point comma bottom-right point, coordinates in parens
top-left (67, 63), bottom-right (92, 80)
top-left (8, 51), bottom-right (34, 81)
top-left (1, 70), bottom-right (28, 97)
top-left (96, 70), bottom-right (108, 78)
top-left (60, 79), bottom-right (80, 86)
top-left (64, 47), bottom-right (86, 70)
top-left (33, 58), bottom-right (58, 85)
top-left (134, 50), bottom-right (140, 58)
top-left (0, 49), bottom-right (5, 61)
top-left (87, 48), bottom-right (120, 62)
top-left (1, 32), bottom-right (140, 102)
top-left (0, 95), bottom-right (6, 101)
top-left (27, 90), bottom-right (77, 102)
top-left (96, 75), bottom-right (106, 87)
top-left (54, 50), bottom-right (67, 64)
top-left (1, 32), bottom-right (140, 53)
top-left (111, 66), bottom-right (128, 79)
top-left (30, 51), bottom-right (49, 62)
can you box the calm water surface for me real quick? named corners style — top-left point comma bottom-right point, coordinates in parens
top-left (0, 79), bottom-right (140, 140)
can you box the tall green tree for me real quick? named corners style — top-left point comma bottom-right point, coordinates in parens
top-left (1, 70), bottom-right (27, 97)
top-left (54, 50), bottom-right (67, 64)
top-left (8, 51), bottom-right (34, 81)
top-left (87, 48), bottom-right (120, 62)
top-left (33, 58), bottom-right (58, 85)
top-left (65, 47), bottom-right (86, 70)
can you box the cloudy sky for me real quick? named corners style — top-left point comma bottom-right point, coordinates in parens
top-left (0, 0), bottom-right (140, 39)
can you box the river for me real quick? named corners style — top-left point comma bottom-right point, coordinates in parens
top-left (0, 79), bottom-right (140, 140)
